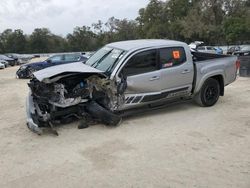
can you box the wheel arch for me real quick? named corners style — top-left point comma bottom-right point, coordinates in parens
top-left (194, 71), bottom-right (225, 96)
top-left (210, 75), bottom-right (224, 96)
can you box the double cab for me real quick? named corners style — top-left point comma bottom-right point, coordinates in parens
top-left (26, 39), bottom-right (239, 134)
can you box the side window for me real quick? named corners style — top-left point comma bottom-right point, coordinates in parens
top-left (160, 47), bottom-right (186, 69)
top-left (197, 46), bottom-right (205, 50)
top-left (123, 50), bottom-right (157, 76)
top-left (64, 54), bottom-right (80, 62)
top-left (48, 55), bottom-right (62, 62)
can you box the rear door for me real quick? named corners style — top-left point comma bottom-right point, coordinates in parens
top-left (159, 47), bottom-right (193, 98)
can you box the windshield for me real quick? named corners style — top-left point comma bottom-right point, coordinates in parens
top-left (85, 47), bottom-right (126, 75)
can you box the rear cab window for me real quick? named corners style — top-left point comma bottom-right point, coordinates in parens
top-left (159, 47), bottom-right (186, 69)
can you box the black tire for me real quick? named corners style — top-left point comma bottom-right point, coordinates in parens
top-left (195, 78), bottom-right (220, 107)
top-left (86, 101), bottom-right (122, 126)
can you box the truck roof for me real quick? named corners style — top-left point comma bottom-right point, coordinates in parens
top-left (107, 39), bottom-right (186, 51)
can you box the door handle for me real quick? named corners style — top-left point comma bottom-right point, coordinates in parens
top-left (149, 76), bottom-right (160, 81)
top-left (181, 69), bottom-right (190, 74)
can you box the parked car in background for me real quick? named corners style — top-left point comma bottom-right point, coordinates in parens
top-left (213, 47), bottom-right (223, 54)
top-left (0, 62), bottom-right (5, 69)
top-left (5, 53), bottom-right (33, 65)
top-left (5, 54), bottom-right (19, 64)
top-left (16, 53), bottom-right (88, 79)
top-left (233, 46), bottom-right (250, 56)
top-left (0, 59), bottom-right (9, 67)
top-left (21, 54), bottom-right (35, 64)
top-left (227, 46), bottom-right (241, 55)
top-left (0, 54), bottom-right (16, 66)
top-left (197, 46), bottom-right (217, 54)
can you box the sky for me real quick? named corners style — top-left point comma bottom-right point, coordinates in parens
top-left (0, 0), bottom-right (149, 36)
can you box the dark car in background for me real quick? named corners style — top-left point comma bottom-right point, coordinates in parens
top-left (233, 46), bottom-right (250, 56)
top-left (227, 46), bottom-right (241, 55)
top-left (0, 54), bottom-right (16, 66)
top-left (5, 54), bottom-right (19, 64)
top-left (5, 53), bottom-right (33, 65)
top-left (16, 53), bottom-right (88, 79)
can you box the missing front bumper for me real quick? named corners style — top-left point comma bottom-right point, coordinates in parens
top-left (26, 93), bottom-right (122, 135)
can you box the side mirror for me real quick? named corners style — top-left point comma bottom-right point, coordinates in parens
top-left (47, 59), bottom-right (52, 63)
top-left (117, 71), bottom-right (127, 95)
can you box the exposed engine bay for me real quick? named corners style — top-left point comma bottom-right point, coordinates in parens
top-left (27, 73), bottom-right (125, 135)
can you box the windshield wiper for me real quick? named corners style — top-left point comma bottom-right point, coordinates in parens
top-left (91, 50), bottom-right (113, 68)
top-left (105, 52), bottom-right (124, 75)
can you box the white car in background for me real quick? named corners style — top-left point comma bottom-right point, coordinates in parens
top-left (0, 62), bottom-right (5, 69)
top-left (0, 60), bottom-right (9, 67)
top-left (197, 46), bottom-right (217, 54)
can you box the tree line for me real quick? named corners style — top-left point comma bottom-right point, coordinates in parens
top-left (0, 0), bottom-right (249, 54)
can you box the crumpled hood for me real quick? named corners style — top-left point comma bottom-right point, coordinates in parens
top-left (33, 62), bottom-right (106, 82)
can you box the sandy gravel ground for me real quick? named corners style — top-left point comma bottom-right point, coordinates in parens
top-left (0, 66), bottom-right (249, 188)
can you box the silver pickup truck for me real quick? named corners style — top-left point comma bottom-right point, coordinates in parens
top-left (26, 39), bottom-right (239, 134)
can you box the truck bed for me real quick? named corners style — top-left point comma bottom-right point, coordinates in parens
top-left (191, 51), bottom-right (231, 62)
top-left (192, 52), bottom-right (238, 95)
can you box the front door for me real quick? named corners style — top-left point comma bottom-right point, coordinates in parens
top-left (119, 49), bottom-right (162, 109)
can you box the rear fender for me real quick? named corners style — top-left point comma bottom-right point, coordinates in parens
top-left (194, 69), bottom-right (225, 95)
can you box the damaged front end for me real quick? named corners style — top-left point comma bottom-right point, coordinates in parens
top-left (26, 69), bottom-right (124, 135)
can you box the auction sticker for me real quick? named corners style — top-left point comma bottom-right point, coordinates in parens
top-left (173, 51), bottom-right (180, 59)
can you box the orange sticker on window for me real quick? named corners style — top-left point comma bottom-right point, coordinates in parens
top-left (173, 51), bottom-right (180, 59)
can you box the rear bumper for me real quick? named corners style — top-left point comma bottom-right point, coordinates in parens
top-left (26, 93), bottom-right (42, 135)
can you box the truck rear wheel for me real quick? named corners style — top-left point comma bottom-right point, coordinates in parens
top-left (195, 78), bottom-right (220, 107)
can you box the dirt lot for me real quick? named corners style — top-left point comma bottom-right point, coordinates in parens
top-left (0, 65), bottom-right (250, 188)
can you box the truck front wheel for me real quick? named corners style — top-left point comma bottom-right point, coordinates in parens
top-left (195, 78), bottom-right (220, 107)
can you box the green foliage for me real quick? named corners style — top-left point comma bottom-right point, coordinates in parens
top-left (67, 26), bottom-right (97, 51)
top-left (28, 28), bottom-right (67, 53)
top-left (28, 28), bottom-right (51, 53)
top-left (223, 16), bottom-right (250, 44)
top-left (0, 29), bottom-right (27, 53)
top-left (137, 0), bottom-right (168, 38)
top-left (0, 0), bottom-right (249, 53)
